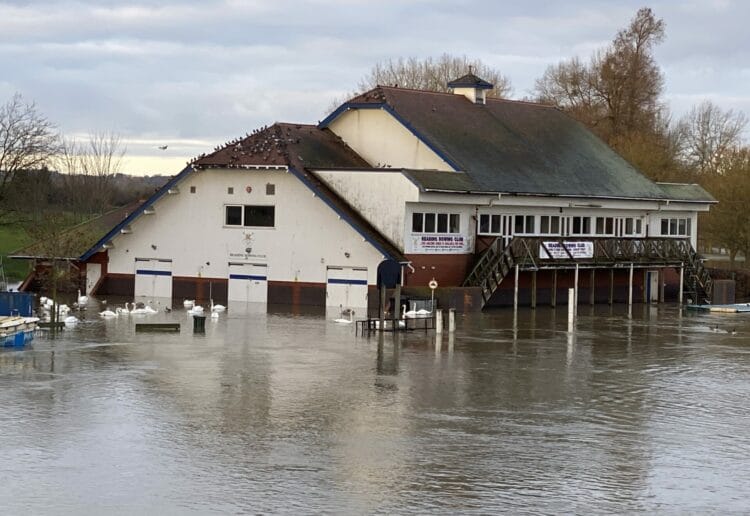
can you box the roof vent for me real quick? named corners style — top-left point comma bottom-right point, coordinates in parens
top-left (447, 68), bottom-right (493, 105)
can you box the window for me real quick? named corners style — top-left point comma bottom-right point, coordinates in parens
top-left (478, 214), bottom-right (501, 235)
top-left (595, 217), bottom-right (615, 235)
top-left (266, 183), bottom-right (275, 195)
top-left (225, 205), bottom-right (275, 227)
top-left (190, 186), bottom-right (196, 194)
top-left (244, 205), bottom-right (275, 227)
top-left (571, 216), bottom-right (591, 235)
top-left (412, 211), bottom-right (460, 234)
top-left (540, 215), bottom-right (560, 235)
top-left (225, 205), bottom-right (242, 226)
top-left (513, 215), bottom-right (535, 234)
top-left (227, 187), bottom-right (234, 194)
top-left (660, 217), bottom-right (691, 236)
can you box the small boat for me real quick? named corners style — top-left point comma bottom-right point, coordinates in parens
top-left (0, 316), bottom-right (40, 347)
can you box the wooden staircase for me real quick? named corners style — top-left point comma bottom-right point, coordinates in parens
top-left (463, 237), bottom-right (713, 309)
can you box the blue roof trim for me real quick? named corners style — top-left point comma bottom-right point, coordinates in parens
top-left (319, 101), bottom-right (463, 172)
top-left (287, 166), bottom-right (396, 261)
top-left (79, 165), bottom-right (195, 261)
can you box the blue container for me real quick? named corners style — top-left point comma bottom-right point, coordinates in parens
top-left (0, 292), bottom-right (34, 317)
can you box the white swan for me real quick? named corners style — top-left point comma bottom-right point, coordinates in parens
top-left (187, 305), bottom-right (204, 315)
top-left (402, 305), bottom-right (419, 318)
top-left (210, 311), bottom-right (219, 319)
top-left (183, 299), bottom-right (195, 308)
top-left (333, 311), bottom-right (354, 324)
top-left (40, 296), bottom-right (49, 305)
top-left (143, 304), bottom-right (158, 314)
top-left (210, 300), bottom-right (226, 312)
top-left (99, 309), bottom-right (117, 317)
top-left (77, 289), bottom-right (88, 306)
top-left (64, 315), bottom-right (79, 325)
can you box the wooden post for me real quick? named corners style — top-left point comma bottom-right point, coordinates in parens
top-left (448, 308), bottom-right (455, 332)
top-left (436, 309), bottom-right (443, 334)
top-left (628, 263), bottom-right (634, 308)
top-left (379, 285), bottom-right (386, 332)
top-left (567, 288), bottom-right (575, 331)
top-left (642, 270), bottom-right (648, 304)
top-left (589, 269), bottom-right (595, 305)
top-left (679, 263), bottom-right (684, 305)
top-left (659, 269), bottom-right (665, 303)
top-left (394, 284), bottom-right (401, 322)
top-left (531, 270), bottom-right (537, 309)
top-left (551, 269), bottom-right (557, 308)
top-left (574, 264), bottom-right (579, 316)
top-left (608, 269), bottom-right (614, 305)
top-left (514, 264), bottom-right (519, 312)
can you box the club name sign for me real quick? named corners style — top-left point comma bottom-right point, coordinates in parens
top-left (540, 241), bottom-right (594, 260)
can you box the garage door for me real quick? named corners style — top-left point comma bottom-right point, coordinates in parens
top-left (134, 258), bottom-right (173, 299)
top-left (228, 263), bottom-right (268, 303)
top-left (326, 266), bottom-right (368, 308)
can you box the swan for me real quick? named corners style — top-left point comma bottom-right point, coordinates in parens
top-left (143, 305), bottom-right (158, 314)
top-left (183, 299), bottom-right (195, 308)
top-left (187, 305), bottom-right (204, 315)
top-left (333, 311), bottom-right (355, 324)
top-left (402, 305), bottom-right (419, 318)
top-left (40, 296), bottom-right (49, 305)
top-left (77, 289), bottom-right (88, 306)
top-left (64, 315), bottom-right (79, 325)
top-left (99, 309), bottom-right (117, 317)
top-left (210, 311), bottom-right (219, 319)
top-left (210, 300), bottom-right (226, 312)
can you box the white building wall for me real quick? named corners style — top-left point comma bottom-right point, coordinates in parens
top-left (328, 109), bottom-right (455, 171)
top-left (106, 168), bottom-right (386, 285)
top-left (404, 202), bottom-right (475, 254)
top-left (315, 169), bottom-right (420, 249)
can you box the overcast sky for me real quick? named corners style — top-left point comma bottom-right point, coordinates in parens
top-left (1, 0), bottom-right (748, 175)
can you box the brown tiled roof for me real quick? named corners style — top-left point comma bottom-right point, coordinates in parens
top-left (447, 73), bottom-right (493, 89)
top-left (192, 123), bottom-right (369, 170)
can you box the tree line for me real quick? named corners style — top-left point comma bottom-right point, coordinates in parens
top-left (361, 9), bottom-right (749, 265)
top-left (0, 94), bottom-right (166, 225)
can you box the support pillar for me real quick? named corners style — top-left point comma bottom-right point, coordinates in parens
top-left (628, 263), bottom-right (634, 308)
top-left (574, 264), bottom-right (579, 316)
top-left (608, 269), bottom-right (614, 305)
top-left (643, 270), bottom-right (648, 304)
top-left (679, 263), bottom-right (684, 305)
top-left (551, 269), bottom-right (557, 308)
top-left (513, 264), bottom-right (519, 312)
top-left (589, 269), bottom-right (595, 305)
top-left (531, 270), bottom-right (537, 309)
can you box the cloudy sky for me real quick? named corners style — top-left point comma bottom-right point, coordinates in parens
top-left (1, 0), bottom-right (748, 175)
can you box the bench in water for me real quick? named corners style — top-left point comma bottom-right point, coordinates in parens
top-left (135, 323), bottom-right (181, 332)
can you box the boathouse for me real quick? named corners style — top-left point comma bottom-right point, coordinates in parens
top-left (18, 73), bottom-right (716, 310)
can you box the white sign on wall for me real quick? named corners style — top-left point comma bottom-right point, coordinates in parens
top-left (540, 241), bottom-right (594, 259)
top-left (411, 235), bottom-right (468, 253)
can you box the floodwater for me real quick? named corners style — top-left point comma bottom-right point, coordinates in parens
top-left (1, 300), bottom-right (749, 514)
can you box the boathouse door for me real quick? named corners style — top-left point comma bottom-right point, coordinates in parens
top-left (326, 266), bottom-right (368, 309)
top-left (134, 258), bottom-right (173, 299)
top-left (228, 262), bottom-right (268, 303)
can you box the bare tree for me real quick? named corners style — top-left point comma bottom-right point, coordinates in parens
top-left (679, 101), bottom-right (748, 175)
top-left (358, 54), bottom-right (513, 98)
top-left (535, 8), bottom-right (666, 143)
top-left (58, 132), bottom-right (126, 218)
top-left (0, 94), bottom-right (59, 221)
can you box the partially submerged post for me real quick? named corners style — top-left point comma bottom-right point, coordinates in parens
top-left (513, 264), bottom-right (519, 312)
top-left (679, 263), bottom-right (684, 305)
top-left (376, 259), bottom-right (401, 333)
top-left (436, 309), bottom-right (443, 334)
top-left (448, 308), bottom-right (455, 333)
top-left (574, 264), bottom-right (579, 317)
top-left (628, 263), bottom-right (634, 308)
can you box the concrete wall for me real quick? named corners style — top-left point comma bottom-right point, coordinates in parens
top-left (105, 167), bottom-right (386, 287)
top-left (328, 108), bottom-right (455, 171)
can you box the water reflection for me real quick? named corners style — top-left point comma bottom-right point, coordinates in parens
top-left (0, 300), bottom-right (749, 513)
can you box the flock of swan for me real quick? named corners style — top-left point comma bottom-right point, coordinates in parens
top-left (332, 304), bottom-right (432, 325)
top-left (39, 291), bottom-right (228, 325)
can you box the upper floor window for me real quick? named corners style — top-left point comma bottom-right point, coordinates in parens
top-left (412, 212), bottom-right (459, 234)
top-left (660, 217), bottom-right (691, 236)
top-left (225, 205), bottom-right (275, 227)
top-left (571, 216), bottom-right (591, 235)
top-left (540, 215), bottom-right (560, 235)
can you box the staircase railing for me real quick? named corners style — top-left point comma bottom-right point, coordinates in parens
top-left (463, 236), bottom-right (713, 308)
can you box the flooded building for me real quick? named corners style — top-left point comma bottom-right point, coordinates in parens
top-left (24, 73), bottom-right (717, 310)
